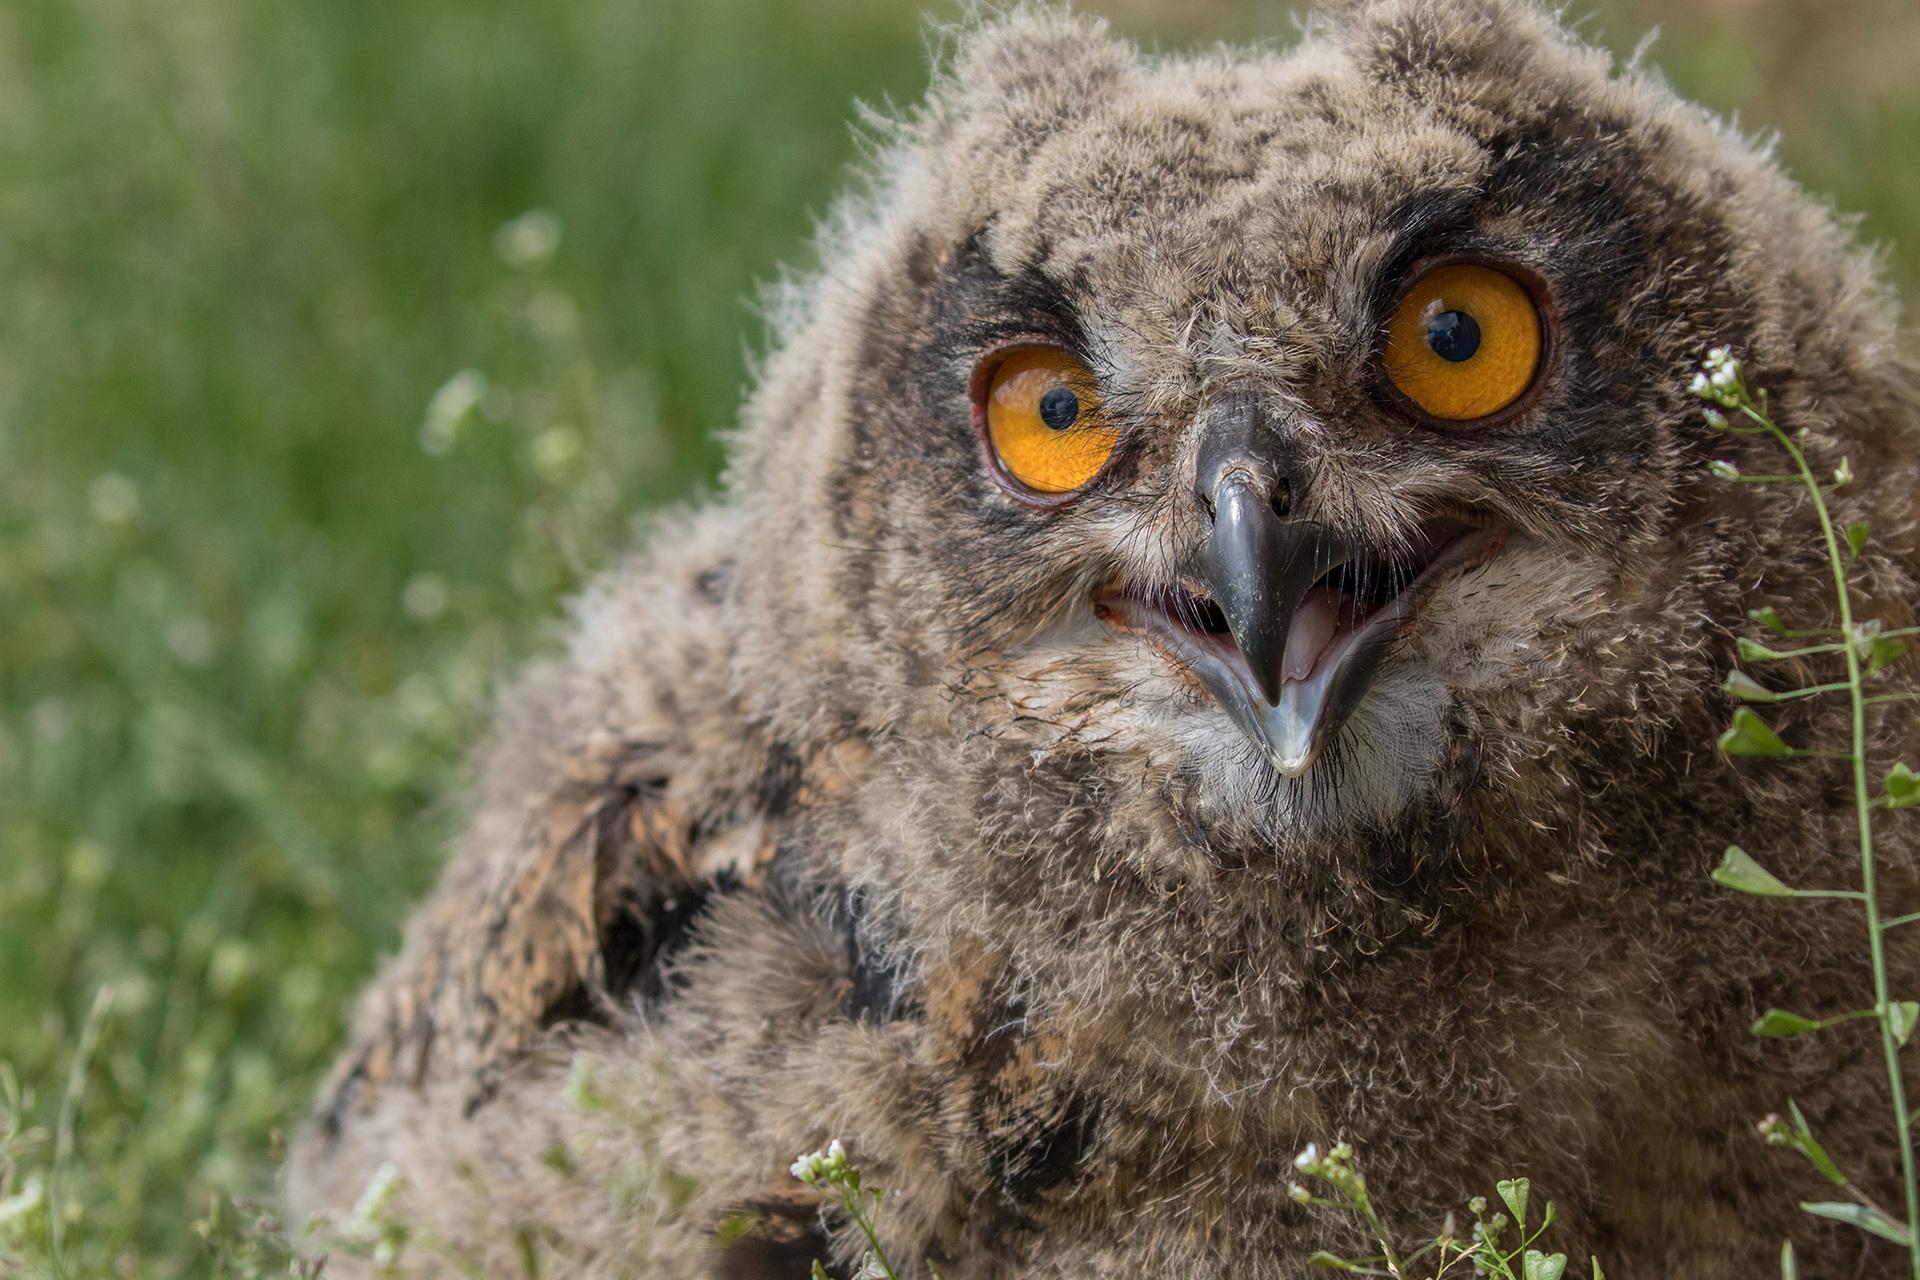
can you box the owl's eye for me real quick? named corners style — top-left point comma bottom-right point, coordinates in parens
top-left (1383, 263), bottom-right (1545, 423)
top-left (981, 347), bottom-right (1118, 495)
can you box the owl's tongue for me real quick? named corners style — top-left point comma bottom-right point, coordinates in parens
top-left (1281, 586), bottom-right (1344, 683)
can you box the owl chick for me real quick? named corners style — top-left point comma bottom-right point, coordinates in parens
top-left (288, 2), bottom-right (1920, 1277)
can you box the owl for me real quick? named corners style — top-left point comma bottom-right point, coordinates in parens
top-left (287, 1), bottom-right (1920, 1276)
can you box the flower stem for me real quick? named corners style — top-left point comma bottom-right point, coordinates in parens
top-left (1747, 399), bottom-right (1920, 1274)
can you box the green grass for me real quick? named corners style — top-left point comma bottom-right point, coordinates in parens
top-left (0, 1), bottom-right (1912, 1274)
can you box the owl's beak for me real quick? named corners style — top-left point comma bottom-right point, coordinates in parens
top-left (1164, 456), bottom-right (1501, 777)
top-left (1189, 472), bottom-right (1377, 777)
top-left (1194, 474), bottom-right (1352, 707)
top-left (1094, 420), bottom-right (1501, 779)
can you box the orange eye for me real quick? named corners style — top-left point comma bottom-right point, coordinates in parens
top-left (982, 347), bottom-right (1118, 495)
top-left (1383, 263), bottom-right (1544, 422)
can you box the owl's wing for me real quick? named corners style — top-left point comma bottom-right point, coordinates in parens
top-left (296, 505), bottom-right (780, 1155)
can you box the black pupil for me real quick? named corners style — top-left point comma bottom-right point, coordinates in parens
top-left (1038, 386), bottom-right (1080, 430)
top-left (1425, 309), bottom-right (1481, 363)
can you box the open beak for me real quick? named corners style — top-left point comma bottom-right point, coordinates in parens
top-left (1190, 474), bottom-right (1375, 775)
top-left (1097, 469), bottom-right (1504, 778)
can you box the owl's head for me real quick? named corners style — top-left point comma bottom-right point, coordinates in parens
top-left (727, 0), bottom-right (1911, 855)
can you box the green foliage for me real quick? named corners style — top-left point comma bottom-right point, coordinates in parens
top-left (1759, 1104), bottom-right (1849, 1189)
top-left (1798, 1202), bottom-right (1910, 1246)
top-left (0, 0), bottom-right (936, 1271)
top-left (1885, 765), bottom-right (1920, 810)
top-left (1289, 1145), bottom-right (1603, 1280)
top-left (790, 1141), bottom-right (944, 1280)
top-left (1726, 670), bottom-right (1783, 703)
top-left (1713, 846), bottom-right (1795, 896)
top-left (1290, 339), bottom-right (1920, 1278)
top-left (1753, 1009), bottom-right (1828, 1037)
top-left (1720, 708), bottom-right (1794, 757)
top-left (1699, 350), bottom-right (1920, 1273)
top-left (0, 1), bottom-right (1913, 1275)
top-left (1739, 638), bottom-right (1796, 664)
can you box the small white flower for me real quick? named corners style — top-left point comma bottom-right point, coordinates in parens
top-left (1293, 1142), bottom-right (1319, 1171)
top-left (495, 208), bottom-right (562, 269)
top-left (0, 1174), bottom-right (44, 1233)
top-left (1702, 408), bottom-right (1729, 429)
top-left (88, 473), bottom-right (142, 526)
top-left (402, 573), bottom-right (450, 623)
top-left (1688, 371), bottom-right (1710, 396)
top-left (420, 368), bottom-right (487, 456)
top-left (530, 426), bottom-right (583, 484)
top-left (164, 615), bottom-right (217, 668)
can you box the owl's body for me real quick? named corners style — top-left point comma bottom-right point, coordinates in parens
top-left (289, 3), bottom-right (1920, 1276)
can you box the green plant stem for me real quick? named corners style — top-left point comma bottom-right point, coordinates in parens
top-left (49, 985), bottom-right (114, 1266)
top-left (1352, 1185), bottom-right (1408, 1278)
top-left (1776, 681), bottom-right (1853, 700)
top-left (845, 1190), bottom-right (900, 1280)
top-left (1748, 400), bottom-right (1920, 1274)
top-left (1759, 641), bottom-right (1851, 659)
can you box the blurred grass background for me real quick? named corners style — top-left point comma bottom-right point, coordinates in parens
top-left (0, 0), bottom-right (1912, 1273)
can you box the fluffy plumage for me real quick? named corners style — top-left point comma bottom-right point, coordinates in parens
top-left (288, 2), bottom-right (1920, 1275)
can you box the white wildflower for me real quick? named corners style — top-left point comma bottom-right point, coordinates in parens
top-left (495, 209), bottom-right (562, 268)
top-left (88, 473), bottom-right (142, 526)
top-left (0, 1175), bottom-right (44, 1235)
top-left (420, 368), bottom-right (487, 456)
top-left (530, 426), bottom-right (583, 483)
top-left (791, 1138), bottom-right (849, 1185)
top-left (401, 573), bottom-right (449, 623)
top-left (164, 615), bottom-right (217, 668)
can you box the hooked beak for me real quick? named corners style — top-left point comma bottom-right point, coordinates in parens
top-left (1190, 473), bottom-right (1373, 775)
top-left (1195, 473), bottom-right (1353, 707)
top-left (1097, 466), bottom-right (1505, 778)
